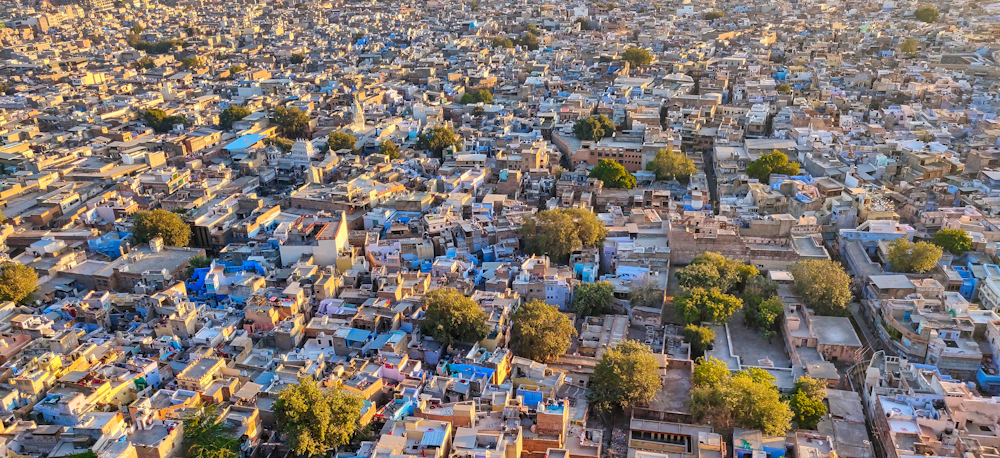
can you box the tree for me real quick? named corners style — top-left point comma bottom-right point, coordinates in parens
top-left (675, 252), bottom-right (758, 294)
top-left (573, 115), bottom-right (615, 141)
top-left (589, 159), bottom-right (636, 189)
top-left (900, 37), bottom-right (919, 55)
top-left (776, 83), bottom-right (792, 94)
top-left (143, 108), bottom-right (188, 133)
top-left (379, 140), bottom-right (400, 160)
top-left (521, 208), bottom-right (607, 263)
top-left (793, 375), bottom-right (828, 400)
top-left (229, 64), bottom-right (244, 74)
top-left (185, 256), bottom-right (213, 280)
top-left (932, 228), bottom-right (972, 254)
top-left (131, 24), bottom-right (145, 34)
top-left (588, 340), bottom-right (662, 413)
top-left (745, 150), bottom-right (800, 181)
top-left (790, 392), bottom-right (825, 430)
top-left (183, 406), bottom-right (239, 458)
top-left (682, 325), bottom-right (715, 359)
top-left (132, 209), bottom-right (191, 246)
top-left (573, 281), bottom-right (615, 317)
top-left (421, 287), bottom-right (489, 344)
top-left (743, 275), bottom-right (778, 302)
top-left (460, 89), bottom-right (493, 104)
top-left (517, 32), bottom-right (540, 50)
top-left (574, 17), bottom-right (594, 30)
top-left (629, 277), bottom-right (664, 309)
top-left (180, 56), bottom-right (203, 69)
top-left (274, 106), bottom-right (311, 139)
top-left (888, 238), bottom-right (942, 273)
top-left (218, 105), bottom-right (250, 130)
top-left (510, 299), bottom-right (577, 362)
top-left (274, 379), bottom-right (364, 457)
top-left (0, 263), bottom-right (37, 303)
top-left (416, 125), bottom-right (461, 157)
top-left (491, 37), bottom-right (514, 48)
top-left (914, 4), bottom-right (940, 22)
top-left (744, 296), bottom-right (782, 342)
top-left (675, 287), bottom-right (743, 324)
top-left (622, 47), bottom-right (653, 68)
top-left (265, 137), bottom-right (295, 152)
top-left (692, 358), bottom-right (792, 437)
top-left (790, 260), bottom-right (851, 316)
top-left (290, 53), bottom-right (306, 64)
top-left (326, 132), bottom-right (357, 153)
top-left (790, 376), bottom-right (827, 429)
top-left (136, 56), bottom-right (156, 70)
top-left (646, 149), bottom-right (696, 182)
top-left (704, 10), bottom-right (725, 20)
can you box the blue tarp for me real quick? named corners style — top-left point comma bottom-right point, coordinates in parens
top-left (421, 430), bottom-right (447, 446)
top-left (224, 133), bottom-right (267, 151)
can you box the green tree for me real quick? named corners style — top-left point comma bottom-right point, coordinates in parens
top-left (745, 150), bottom-right (800, 181)
top-left (0, 263), bottom-right (37, 303)
top-left (900, 37), bottom-right (919, 55)
top-left (218, 105), bottom-right (251, 130)
top-left (675, 252), bottom-right (758, 294)
top-left (789, 260), bottom-right (851, 316)
top-left (379, 139), bottom-right (400, 160)
top-left (326, 132), bottom-right (357, 152)
top-left (132, 209), bottom-right (191, 246)
top-left (682, 324), bottom-right (715, 359)
top-left (143, 108), bottom-right (188, 133)
top-left (491, 37), bottom-right (514, 48)
top-left (274, 379), bottom-right (364, 457)
top-left (136, 56), bottom-right (156, 70)
top-left (573, 281), bottom-right (615, 317)
top-left (185, 256), bottom-right (213, 279)
top-left (789, 376), bottom-right (828, 429)
top-left (743, 275), bottom-right (778, 302)
top-left (510, 299), bottom-right (577, 362)
top-left (229, 64), bottom-right (244, 73)
top-left (589, 159), bottom-right (636, 189)
top-left (588, 340), bottom-right (662, 414)
top-left (290, 53), bottom-right (306, 64)
top-left (675, 287), bottom-right (743, 324)
top-left (274, 105), bottom-right (311, 139)
top-left (622, 47), bottom-right (653, 68)
top-left (776, 83), bottom-right (792, 94)
top-left (460, 89), bottom-right (493, 104)
top-left (573, 115), bottom-right (615, 141)
top-left (914, 4), bottom-right (940, 22)
top-left (888, 238), bottom-right (942, 273)
top-left (629, 277), bottom-right (664, 309)
top-left (790, 392), bottom-right (825, 429)
top-left (704, 10), bottom-right (725, 20)
top-left (131, 24), bottom-right (144, 34)
top-left (265, 137), bottom-right (295, 152)
top-left (180, 56), bottom-right (203, 69)
top-left (416, 125), bottom-right (462, 157)
top-left (517, 32), bottom-right (540, 50)
top-left (183, 406), bottom-right (239, 458)
top-left (744, 296), bottom-right (782, 342)
top-left (521, 208), bottom-right (607, 263)
top-left (421, 287), bottom-right (489, 344)
top-left (692, 358), bottom-right (792, 437)
top-left (646, 148), bottom-right (695, 182)
top-left (932, 228), bottom-right (972, 254)
top-left (793, 375), bottom-right (828, 401)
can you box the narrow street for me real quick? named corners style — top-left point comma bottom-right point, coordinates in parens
top-left (701, 148), bottom-right (719, 212)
